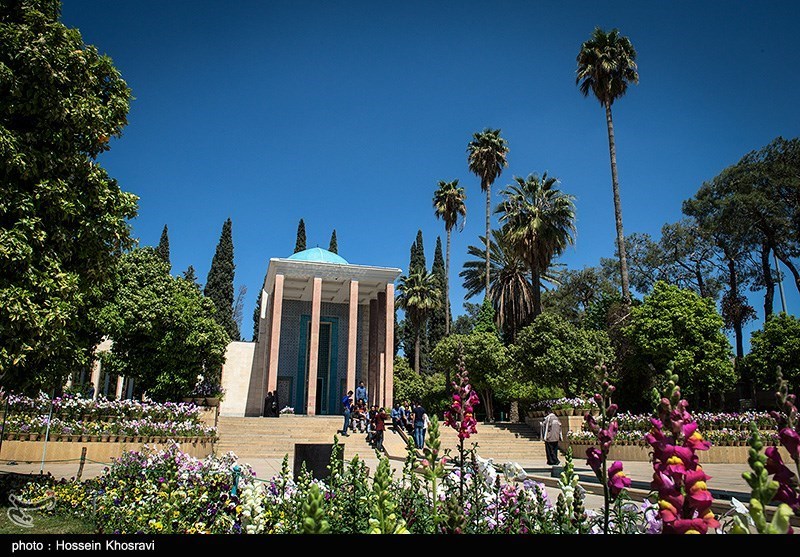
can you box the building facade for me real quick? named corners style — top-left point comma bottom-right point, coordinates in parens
top-left (219, 248), bottom-right (402, 417)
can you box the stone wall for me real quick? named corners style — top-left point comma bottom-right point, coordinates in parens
top-left (219, 341), bottom-right (256, 417)
top-left (0, 439), bottom-right (214, 463)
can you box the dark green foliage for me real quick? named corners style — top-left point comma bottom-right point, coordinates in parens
top-left (410, 229), bottom-right (426, 273)
top-left (510, 312), bottom-right (614, 399)
top-left (743, 312), bottom-right (800, 396)
top-left (97, 248), bottom-right (229, 401)
top-left (252, 277), bottom-right (265, 342)
top-left (328, 229), bottom-right (338, 254)
top-left (204, 218), bottom-right (238, 341)
top-left (542, 266), bottom-right (618, 326)
top-left (451, 302), bottom-right (481, 334)
top-left (473, 297), bottom-right (499, 336)
top-left (294, 218), bottom-right (306, 253)
top-left (402, 230), bottom-right (430, 372)
top-left (181, 265), bottom-right (199, 287)
top-left (428, 236), bottom-right (448, 347)
top-left (622, 281), bottom-right (736, 411)
top-left (0, 0), bottom-right (138, 392)
top-left (156, 225), bottom-right (170, 270)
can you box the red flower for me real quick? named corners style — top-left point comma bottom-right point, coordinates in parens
top-left (607, 460), bottom-right (631, 499)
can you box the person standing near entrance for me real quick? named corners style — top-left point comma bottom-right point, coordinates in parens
top-left (355, 381), bottom-right (367, 406)
top-left (542, 408), bottom-right (562, 466)
top-left (373, 407), bottom-right (388, 451)
top-left (412, 401), bottom-right (426, 449)
top-left (340, 390), bottom-right (353, 437)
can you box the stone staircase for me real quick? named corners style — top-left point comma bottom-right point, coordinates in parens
top-left (214, 416), bottom-right (548, 470)
top-left (214, 415), bottom-right (378, 462)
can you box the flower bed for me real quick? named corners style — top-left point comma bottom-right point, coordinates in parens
top-left (0, 393), bottom-right (216, 443)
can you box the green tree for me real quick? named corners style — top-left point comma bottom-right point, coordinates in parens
top-left (156, 225), bottom-right (170, 270)
top-left (496, 172), bottom-right (576, 318)
top-left (328, 229), bottom-right (338, 254)
top-left (0, 0), bottom-right (138, 392)
top-left (294, 218), bottom-right (306, 253)
top-left (392, 355), bottom-right (446, 415)
top-left (396, 269), bottom-right (441, 374)
top-left (433, 179), bottom-right (467, 335)
top-left (402, 230), bottom-right (428, 370)
top-left (542, 267), bottom-right (618, 326)
top-left (181, 265), bottom-right (199, 288)
top-left (428, 236), bottom-right (448, 349)
top-left (510, 312), bottom-right (614, 400)
top-left (204, 218), bottom-right (238, 341)
top-left (451, 302), bottom-right (481, 335)
top-left (431, 332), bottom-right (508, 423)
top-left (467, 128), bottom-right (509, 298)
top-left (576, 27), bottom-right (639, 305)
top-left (623, 281), bottom-right (736, 411)
top-left (98, 248), bottom-right (229, 401)
top-left (460, 230), bottom-right (563, 342)
top-left (252, 274), bottom-right (266, 342)
top-left (743, 313), bottom-right (800, 397)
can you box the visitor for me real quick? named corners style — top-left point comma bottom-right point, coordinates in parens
top-left (355, 380), bottom-right (368, 405)
top-left (542, 408), bottom-right (562, 466)
top-left (403, 401), bottom-right (414, 435)
top-left (366, 404), bottom-right (378, 446)
top-left (390, 403), bottom-right (403, 434)
top-left (422, 410), bottom-right (431, 446)
top-left (264, 391), bottom-right (276, 417)
top-left (412, 401), bottom-right (426, 449)
top-left (340, 390), bottom-right (353, 437)
top-left (373, 407), bottom-right (388, 451)
top-left (86, 382), bottom-right (95, 399)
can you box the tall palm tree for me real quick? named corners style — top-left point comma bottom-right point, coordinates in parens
top-left (460, 229), bottom-right (564, 342)
top-left (467, 128), bottom-right (509, 300)
top-left (396, 269), bottom-right (442, 374)
top-left (496, 173), bottom-right (576, 317)
top-left (433, 179), bottom-right (467, 336)
top-left (576, 27), bottom-right (638, 306)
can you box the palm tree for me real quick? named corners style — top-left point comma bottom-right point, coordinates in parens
top-left (496, 173), bottom-right (576, 317)
top-left (576, 27), bottom-right (638, 306)
top-left (396, 270), bottom-right (442, 373)
top-left (460, 229), bottom-right (564, 342)
top-left (467, 128), bottom-right (509, 300)
top-left (433, 179), bottom-right (467, 336)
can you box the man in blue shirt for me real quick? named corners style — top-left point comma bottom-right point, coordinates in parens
top-left (340, 390), bottom-right (353, 437)
top-left (355, 381), bottom-right (367, 406)
top-left (390, 403), bottom-right (403, 434)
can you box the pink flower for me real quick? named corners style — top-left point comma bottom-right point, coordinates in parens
top-left (586, 447), bottom-right (602, 479)
top-left (607, 461), bottom-right (631, 499)
top-left (778, 427), bottom-right (799, 462)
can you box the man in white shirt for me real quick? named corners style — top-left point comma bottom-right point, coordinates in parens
top-left (542, 409), bottom-right (563, 466)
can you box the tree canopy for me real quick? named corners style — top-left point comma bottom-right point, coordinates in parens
top-left (204, 218), bottom-right (238, 341)
top-left (0, 0), bottom-right (138, 392)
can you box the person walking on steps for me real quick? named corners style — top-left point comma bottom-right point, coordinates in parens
top-left (542, 408), bottom-right (562, 466)
top-left (355, 381), bottom-right (367, 406)
top-left (412, 401), bottom-right (426, 449)
top-left (340, 390), bottom-right (353, 437)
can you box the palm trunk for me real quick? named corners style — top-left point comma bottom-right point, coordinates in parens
top-left (761, 243), bottom-right (774, 319)
top-left (445, 228), bottom-right (451, 336)
top-left (531, 266), bottom-right (542, 317)
top-left (485, 180), bottom-right (492, 300)
top-left (414, 333), bottom-right (421, 374)
top-left (605, 103), bottom-right (631, 306)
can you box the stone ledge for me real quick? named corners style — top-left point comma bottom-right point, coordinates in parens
top-left (0, 439), bottom-right (214, 463)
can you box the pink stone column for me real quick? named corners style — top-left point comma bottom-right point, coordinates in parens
top-left (347, 280), bottom-right (359, 394)
top-left (267, 274), bottom-right (284, 395)
top-left (376, 290), bottom-right (387, 408)
top-left (384, 282), bottom-right (395, 408)
top-left (368, 298), bottom-right (378, 405)
top-left (115, 376), bottom-right (124, 400)
top-left (306, 277), bottom-right (322, 415)
top-left (90, 360), bottom-right (101, 401)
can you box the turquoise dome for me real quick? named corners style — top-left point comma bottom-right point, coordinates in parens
top-left (287, 247), bottom-right (349, 265)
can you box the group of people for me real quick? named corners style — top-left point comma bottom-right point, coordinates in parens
top-left (340, 382), bottom-right (429, 451)
top-left (263, 391), bottom-right (279, 417)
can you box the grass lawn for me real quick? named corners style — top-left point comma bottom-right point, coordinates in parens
top-left (0, 510), bottom-right (95, 534)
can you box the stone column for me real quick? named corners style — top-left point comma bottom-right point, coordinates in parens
top-left (347, 280), bottom-right (359, 395)
top-left (267, 274), bottom-right (284, 395)
top-left (384, 282), bottom-right (395, 408)
top-left (368, 298), bottom-right (378, 405)
top-left (90, 359), bottom-right (101, 401)
top-left (115, 376), bottom-right (124, 400)
top-left (376, 291), bottom-right (387, 408)
top-left (306, 277), bottom-right (322, 415)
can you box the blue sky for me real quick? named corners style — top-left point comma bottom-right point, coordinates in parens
top-left (61, 1), bottom-right (799, 347)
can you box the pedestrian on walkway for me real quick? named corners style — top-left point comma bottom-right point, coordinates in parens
top-left (340, 390), bottom-right (353, 437)
top-left (412, 401), bottom-right (426, 449)
top-left (355, 381), bottom-right (367, 406)
top-left (542, 408), bottom-right (562, 466)
top-left (373, 407), bottom-right (388, 451)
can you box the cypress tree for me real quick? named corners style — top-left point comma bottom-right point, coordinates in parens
top-left (428, 236), bottom-right (448, 348)
top-left (156, 225), bottom-right (170, 270)
top-left (402, 230), bottom-right (430, 372)
top-left (182, 265), bottom-right (199, 287)
top-left (294, 219), bottom-right (307, 253)
top-left (204, 218), bottom-right (239, 341)
top-left (252, 272), bottom-right (267, 341)
top-left (329, 229), bottom-right (338, 254)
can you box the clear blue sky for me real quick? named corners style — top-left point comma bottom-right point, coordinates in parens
top-left (61, 1), bottom-right (799, 347)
